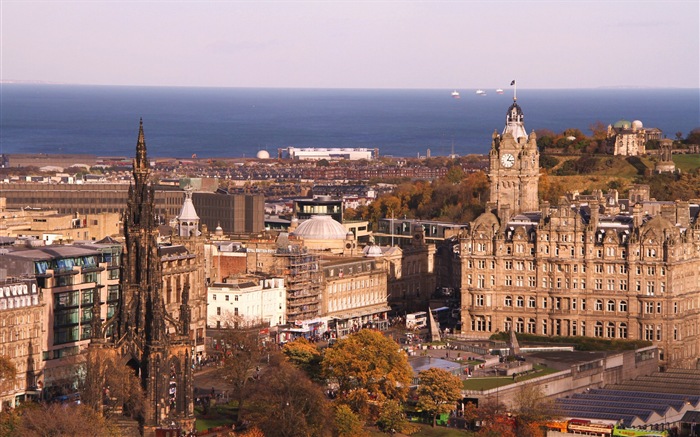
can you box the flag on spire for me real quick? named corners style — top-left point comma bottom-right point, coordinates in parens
top-left (510, 80), bottom-right (516, 86)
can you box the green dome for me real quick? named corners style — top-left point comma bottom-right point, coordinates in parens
top-left (613, 119), bottom-right (632, 129)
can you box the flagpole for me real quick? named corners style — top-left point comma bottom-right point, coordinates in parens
top-left (512, 79), bottom-right (517, 102)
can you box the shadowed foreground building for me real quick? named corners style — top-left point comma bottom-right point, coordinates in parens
top-left (458, 98), bottom-right (700, 368)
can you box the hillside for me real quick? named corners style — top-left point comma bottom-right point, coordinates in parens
top-left (539, 154), bottom-right (700, 202)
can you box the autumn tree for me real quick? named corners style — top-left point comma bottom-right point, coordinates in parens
top-left (322, 329), bottom-right (412, 420)
top-left (13, 403), bottom-right (120, 436)
top-left (80, 346), bottom-right (144, 419)
top-left (375, 398), bottom-right (415, 434)
top-left (217, 329), bottom-right (266, 422)
top-left (416, 367), bottom-right (463, 427)
top-left (0, 356), bottom-right (16, 385)
top-left (335, 404), bottom-right (368, 437)
top-left (246, 354), bottom-right (332, 437)
top-left (512, 384), bottom-right (557, 437)
top-left (282, 337), bottom-right (322, 381)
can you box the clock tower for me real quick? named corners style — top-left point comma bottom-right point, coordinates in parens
top-left (488, 99), bottom-right (540, 216)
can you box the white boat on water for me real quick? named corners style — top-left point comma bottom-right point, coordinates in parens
top-left (451, 90), bottom-right (460, 99)
top-left (496, 88), bottom-right (504, 94)
top-left (476, 89), bottom-right (486, 95)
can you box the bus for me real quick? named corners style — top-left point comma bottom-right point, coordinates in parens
top-left (406, 312), bottom-right (427, 329)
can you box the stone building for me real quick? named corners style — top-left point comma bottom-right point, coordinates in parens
top-left (321, 255), bottom-right (390, 338)
top-left (380, 226), bottom-right (437, 313)
top-left (0, 243), bottom-right (121, 395)
top-left (459, 100), bottom-right (700, 368)
top-left (0, 277), bottom-right (42, 411)
top-left (0, 199), bottom-right (120, 242)
top-left (607, 119), bottom-right (662, 156)
top-left (166, 187), bottom-right (208, 358)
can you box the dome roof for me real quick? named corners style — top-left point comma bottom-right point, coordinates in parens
top-left (292, 215), bottom-right (348, 240)
top-left (363, 244), bottom-right (383, 257)
top-left (632, 120), bottom-right (643, 129)
top-left (256, 150), bottom-right (270, 159)
top-left (613, 119), bottom-right (632, 129)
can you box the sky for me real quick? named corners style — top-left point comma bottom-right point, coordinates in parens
top-left (2, 0), bottom-right (699, 89)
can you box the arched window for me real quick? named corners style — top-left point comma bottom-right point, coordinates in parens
top-left (504, 317), bottom-right (512, 332)
top-left (606, 322), bottom-right (615, 338)
top-left (595, 300), bottom-right (603, 311)
top-left (619, 300), bottom-right (627, 312)
top-left (619, 323), bottom-right (628, 339)
top-left (516, 296), bottom-right (524, 307)
top-left (516, 318), bottom-right (524, 333)
top-left (527, 318), bottom-right (536, 334)
top-left (607, 300), bottom-right (615, 312)
top-left (504, 296), bottom-right (512, 307)
top-left (594, 321), bottom-right (603, 337)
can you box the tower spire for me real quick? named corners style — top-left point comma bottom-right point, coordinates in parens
top-left (134, 118), bottom-right (149, 174)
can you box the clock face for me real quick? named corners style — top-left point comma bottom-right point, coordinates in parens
top-left (501, 153), bottom-right (515, 168)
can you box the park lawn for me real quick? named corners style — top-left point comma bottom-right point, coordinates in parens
top-left (673, 154), bottom-right (700, 172)
top-left (194, 403), bottom-right (237, 432)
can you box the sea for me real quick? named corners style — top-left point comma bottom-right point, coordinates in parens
top-left (1, 84), bottom-right (698, 159)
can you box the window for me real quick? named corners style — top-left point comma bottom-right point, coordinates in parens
top-left (607, 300), bottom-right (615, 312)
top-left (595, 300), bottom-right (603, 311)
top-left (216, 307), bottom-right (221, 316)
top-left (594, 321), bottom-right (603, 337)
top-left (555, 297), bottom-right (561, 310)
top-left (505, 276), bottom-right (512, 286)
top-left (527, 319), bottom-right (536, 334)
top-left (528, 276), bottom-right (536, 287)
top-left (620, 279), bottom-right (628, 291)
top-left (606, 322), bottom-right (615, 338)
top-left (505, 261), bottom-right (513, 270)
top-left (516, 296), bottom-right (524, 307)
top-left (504, 295), bottom-right (512, 307)
top-left (225, 295), bottom-right (230, 301)
top-left (595, 279), bottom-right (603, 290)
top-left (619, 323), bottom-right (627, 339)
top-left (645, 302), bottom-right (654, 314)
top-left (572, 298), bottom-right (577, 310)
top-left (646, 282), bottom-right (655, 296)
top-left (542, 298), bottom-right (548, 309)
top-left (475, 295), bottom-right (484, 306)
top-left (619, 300), bottom-right (627, 312)
top-left (607, 279), bottom-right (615, 291)
top-left (528, 297), bottom-right (536, 308)
top-left (595, 264), bottom-right (603, 273)
top-left (516, 276), bottom-right (524, 287)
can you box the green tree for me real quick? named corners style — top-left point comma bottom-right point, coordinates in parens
top-left (416, 368), bottom-right (463, 427)
top-left (322, 330), bottom-right (412, 419)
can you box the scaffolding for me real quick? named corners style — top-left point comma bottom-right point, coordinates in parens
top-left (275, 246), bottom-right (321, 323)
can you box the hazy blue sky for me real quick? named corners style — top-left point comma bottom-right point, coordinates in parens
top-left (2, 1), bottom-right (698, 89)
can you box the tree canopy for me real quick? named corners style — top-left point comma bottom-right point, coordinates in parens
top-left (322, 329), bottom-right (412, 418)
top-left (416, 367), bottom-right (463, 427)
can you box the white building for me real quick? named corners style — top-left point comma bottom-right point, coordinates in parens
top-left (280, 147), bottom-right (377, 161)
top-left (208, 277), bottom-right (286, 328)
